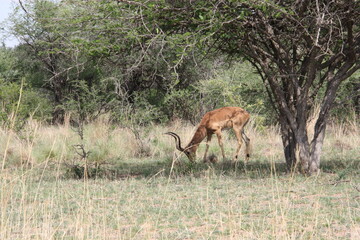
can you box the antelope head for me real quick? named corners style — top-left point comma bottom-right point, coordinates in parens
top-left (165, 132), bottom-right (197, 162)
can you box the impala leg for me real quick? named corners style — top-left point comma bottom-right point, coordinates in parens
top-left (242, 129), bottom-right (251, 162)
top-left (215, 130), bottom-right (226, 161)
top-left (203, 133), bottom-right (212, 162)
top-left (233, 128), bottom-right (243, 161)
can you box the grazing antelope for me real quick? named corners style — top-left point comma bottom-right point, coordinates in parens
top-left (166, 107), bottom-right (251, 162)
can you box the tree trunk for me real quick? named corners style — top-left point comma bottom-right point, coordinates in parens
top-left (297, 134), bottom-right (311, 174)
top-left (279, 120), bottom-right (329, 175)
top-left (279, 112), bottom-right (326, 174)
top-left (52, 90), bottom-right (65, 124)
top-left (309, 123), bottom-right (327, 174)
top-left (279, 117), bottom-right (297, 171)
top-left (353, 81), bottom-right (360, 116)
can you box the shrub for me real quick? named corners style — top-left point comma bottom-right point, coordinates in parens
top-left (0, 78), bottom-right (52, 130)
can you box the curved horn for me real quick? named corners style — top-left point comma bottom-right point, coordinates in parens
top-left (165, 132), bottom-right (184, 152)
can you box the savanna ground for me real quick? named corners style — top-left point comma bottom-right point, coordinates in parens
top-left (0, 118), bottom-right (359, 239)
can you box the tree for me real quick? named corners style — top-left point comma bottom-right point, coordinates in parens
top-left (150, 0), bottom-right (359, 174)
top-left (9, 0), bottom-right (75, 123)
top-left (9, 0), bottom-right (116, 123)
top-left (24, 0), bottom-right (213, 123)
top-left (8, 0), bottom-right (204, 124)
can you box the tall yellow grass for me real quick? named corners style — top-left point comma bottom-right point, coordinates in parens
top-left (0, 117), bottom-right (359, 239)
top-left (1, 117), bottom-right (359, 170)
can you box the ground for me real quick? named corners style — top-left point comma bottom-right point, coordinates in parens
top-left (0, 121), bottom-right (359, 239)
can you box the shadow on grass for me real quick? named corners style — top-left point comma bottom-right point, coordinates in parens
top-left (321, 158), bottom-right (360, 178)
top-left (64, 156), bottom-right (359, 180)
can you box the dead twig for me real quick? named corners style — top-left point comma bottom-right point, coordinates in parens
top-left (352, 183), bottom-right (360, 192)
top-left (329, 180), bottom-right (350, 186)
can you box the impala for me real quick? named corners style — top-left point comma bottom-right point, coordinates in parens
top-left (166, 107), bottom-right (251, 162)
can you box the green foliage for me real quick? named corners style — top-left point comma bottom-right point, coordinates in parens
top-left (0, 78), bottom-right (52, 129)
top-left (0, 47), bottom-right (20, 81)
top-left (113, 91), bottom-right (168, 127)
top-left (12, 45), bottom-right (48, 88)
top-left (330, 70), bottom-right (360, 122)
top-left (163, 88), bottom-right (201, 123)
top-left (197, 63), bottom-right (263, 108)
top-left (63, 78), bottom-right (118, 123)
top-left (2, 0), bottom-right (358, 128)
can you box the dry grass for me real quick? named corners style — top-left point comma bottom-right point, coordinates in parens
top-left (0, 118), bottom-right (359, 239)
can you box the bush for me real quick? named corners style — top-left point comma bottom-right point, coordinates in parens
top-left (0, 78), bottom-right (52, 130)
top-left (330, 73), bottom-right (360, 122)
top-left (163, 88), bottom-right (201, 124)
